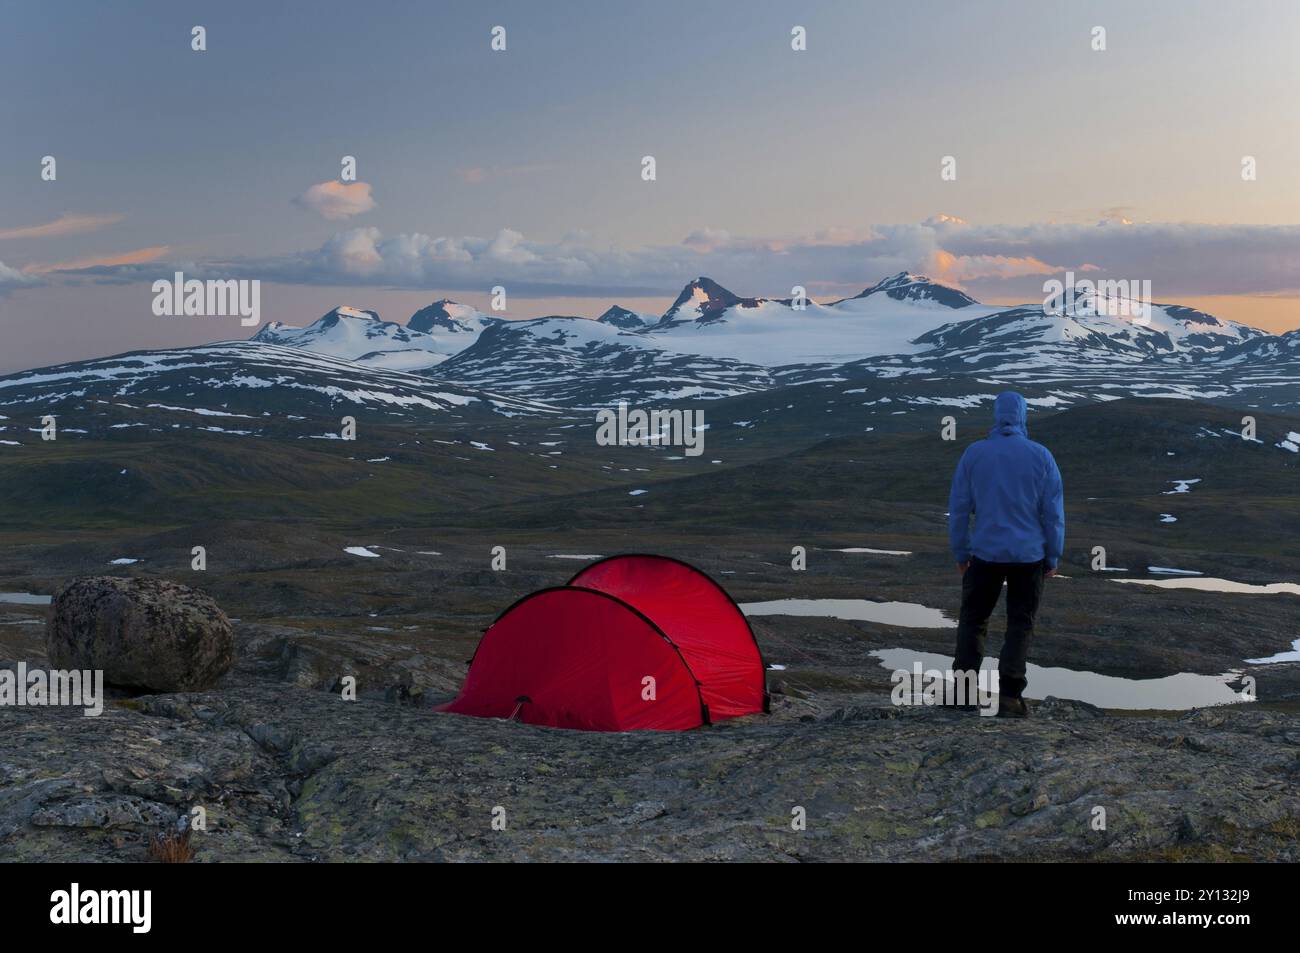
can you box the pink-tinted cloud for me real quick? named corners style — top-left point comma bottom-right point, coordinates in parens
top-left (34, 245), bottom-right (170, 274)
top-left (0, 213), bottom-right (123, 241)
top-left (928, 249), bottom-right (1056, 284)
top-left (292, 181), bottom-right (376, 220)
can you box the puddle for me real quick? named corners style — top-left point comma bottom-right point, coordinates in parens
top-left (344, 547), bottom-right (381, 558)
top-left (1113, 577), bottom-right (1300, 595)
top-left (826, 547), bottom-right (912, 556)
top-left (0, 592), bottom-right (52, 605)
top-left (740, 598), bottom-right (954, 629)
top-left (872, 648), bottom-right (1251, 710)
top-left (1246, 639), bottom-right (1300, 664)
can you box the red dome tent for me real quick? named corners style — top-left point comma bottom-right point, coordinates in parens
top-left (569, 555), bottom-right (768, 721)
top-left (437, 555), bottom-right (767, 732)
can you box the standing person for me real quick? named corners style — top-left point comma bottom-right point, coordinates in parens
top-left (947, 391), bottom-right (1065, 717)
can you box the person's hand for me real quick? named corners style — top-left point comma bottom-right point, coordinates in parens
top-left (957, 560), bottom-right (970, 575)
top-left (1044, 564), bottom-right (1058, 578)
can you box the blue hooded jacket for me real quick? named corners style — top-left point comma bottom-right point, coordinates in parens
top-left (948, 391), bottom-right (1065, 567)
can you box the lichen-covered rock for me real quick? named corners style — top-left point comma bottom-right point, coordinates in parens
top-left (45, 576), bottom-right (233, 691)
top-left (3, 680), bottom-right (1299, 862)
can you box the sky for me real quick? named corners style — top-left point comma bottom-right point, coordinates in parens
top-left (3, 0), bottom-right (1300, 371)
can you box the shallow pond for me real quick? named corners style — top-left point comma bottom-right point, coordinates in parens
top-left (740, 598), bottom-right (954, 629)
top-left (871, 647), bottom-right (1251, 710)
top-left (0, 592), bottom-right (51, 605)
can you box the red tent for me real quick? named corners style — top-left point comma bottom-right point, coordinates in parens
top-left (437, 555), bottom-right (767, 731)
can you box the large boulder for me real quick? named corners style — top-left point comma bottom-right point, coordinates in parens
top-left (45, 577), bottom-right (233, 691)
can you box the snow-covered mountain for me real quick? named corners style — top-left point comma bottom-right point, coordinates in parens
top-left (634, 273), bottom-right (997, 366)
top-left (242, 273), bottom-right (1018, 377)
top-left (828, 271), bottom-right (980, 309)
top-left (0, 342), bottom-right (555, 436)
top-left (653, 277), bottom-right (767, 328)
top-left (11, 272), bottom-right (1295, 448)
top-left (597, 306), bottom-right (655, 329)
top-left (406, 299), bottom-right (500, 338)
top-left (1219, 326), bottom-right (1300, 365)
top-left (435, 314), bottom-right (772, 406)
top-left (33, 271), bottom-right (1278, 419)
top-left (911, 295), bottom-right (1266, 374)
top-left (427, 274), bottom-right (1300, 409)
top-left (430, 273), bottom-right (992, 403)
top-left (250, 306), bottom-right (454, 372)
top-left (250, 302), bottom-right (502, 372)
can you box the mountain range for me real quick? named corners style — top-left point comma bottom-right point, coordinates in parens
top-left (242, 272), bottom-right (1297, 409)
top-left (2, 273), bottom-right (1299, 432)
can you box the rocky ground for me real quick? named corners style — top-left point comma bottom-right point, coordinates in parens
top-left (3, 606), bottom-right (1299, 863)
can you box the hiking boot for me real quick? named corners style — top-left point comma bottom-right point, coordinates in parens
top-left (997, 696), bottom-right (1029, 718)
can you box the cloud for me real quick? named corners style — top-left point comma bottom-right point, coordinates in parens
top-left (927, 249), bottom-right (1056, 284)
top-left (0, 260), bottom-right (42, 292)
top-left (0, 213), bottom-right (123, 241)
top-left (37, 220), bottom-right (1300, 303)
top-left (927, 220), bottom-right (1300, 297)
top-left (221, 222), bottom-right (1078, 298)
top-left (456, 163), bottom-right (552, 186)
top-left (1097, 206), bottom-right (1137, 224)
top-left (31, 246), bottom-right (170, 275)
top-left (292, 181), bottom-right (376, 220)
top-left (681, 228), bottom-right (732, 252)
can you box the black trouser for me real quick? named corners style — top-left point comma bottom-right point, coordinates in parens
top-left (952, 557), bottom-right (1045, 700)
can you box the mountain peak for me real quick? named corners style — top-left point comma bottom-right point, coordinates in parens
top-left (881, 271), bottom-right (928, 286)
top-left (336, 306), bottom-right (380, 319)
top-left (850, 273), bottom-right (978, 308)
top-left (249, 319), bottom-right (295, 342)
top-left (597, 305), bottom-right (650, 329)
top-left (659, 276), bottom-right (762, 326)
top-left (317, 306), bottom-right (381, 328)
top-left (677, 276), bottom-right (737, 299)
top-left (408, 300), bottom-right (479, 334)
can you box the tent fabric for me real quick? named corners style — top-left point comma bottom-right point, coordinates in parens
top-left (569, 554), bottom-right (767, 721)
top-left (436, 586), bottom-right (708, 731)
top-left (437, 555), bottom-right (767, 732)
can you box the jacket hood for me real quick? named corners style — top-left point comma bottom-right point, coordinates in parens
top-left (991, 390), bottom-right (1028, 436)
